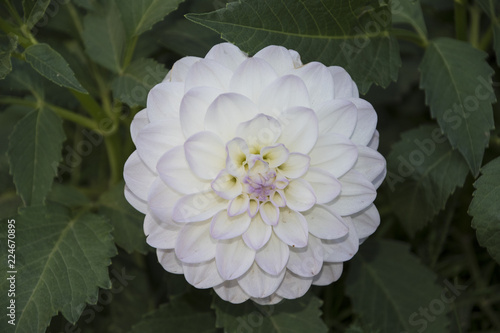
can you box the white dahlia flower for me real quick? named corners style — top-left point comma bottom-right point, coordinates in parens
top-left (123, 43), bottom-right (386, 305)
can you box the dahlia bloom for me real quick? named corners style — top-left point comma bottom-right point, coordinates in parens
top-left (123, 43), bottom-right (386, 304)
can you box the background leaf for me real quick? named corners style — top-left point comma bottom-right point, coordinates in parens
top-left (213, 292), bottom-right (328, 333)
top-left (477, 0), bottom-right (500, 66)
top-left (346, 239), bottom-right (451, 333)
top-left (419, 37), bottom-right (496, 175)
top-left (23, 0), bottom-right (50, 29)
top-left (469, 156), bottom-right (500, 265)
top-left (186, 0), bottom-right (401, 93)
top-left (0, 34), bottom-right (18, 79)
top-left (391, 0), bottom-right (428, 38)
top-left (386, 125), bottom-right (469, 236)
top-left (0, 204), bottom-right (116, 333)
top-left (24, 43), bottom-right (88, 93)
top-left (7, 107), bottom-right (65, 206)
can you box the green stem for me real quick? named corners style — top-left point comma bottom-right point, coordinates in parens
top-left (454, 0), bottom-right (468, 41)
top-left (122, 35), bottom-right (138, 70)
top-left (70, 90), bottom-right (105, 122)
top-left (479, 26), bottom-right (493, 51)
top-left (392, 28), bottom-right (428, 48)
top-left (4, 0), bottom-right (23, 25)
top-left (470, 4), bottom-right (481, 48)
top-left (104, 132), bottom-right (123, 185)
top-left (66, 2), bottom-right (84, 40)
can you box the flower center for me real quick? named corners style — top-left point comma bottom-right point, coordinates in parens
top-left (242, 158), bottom-right (277, 201)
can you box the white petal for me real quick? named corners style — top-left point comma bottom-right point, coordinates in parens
top-left (183, 259), bottom-right (224, 289)
top-left (148, 178), bottom-right (183, 223)
top-left (238, 262), bottom-right (286, 298)
top-left (322, 217), bottom-right (359, 262)
top-left (167, 56), bottom-right (201, 82)
top-left (328, 66), bottom-right (357, 98)
top-left (230, 57), bottom-right (278, 103)
top-left (252, 294), bottom-right (283, 305)
top-left (205, 93), bottom-right (259, 142)
top-left (254, 45), bottom-right (295, 75)
top-left (325, 169), bottom-right (376, 216)
top-left (261, 144), bottom-right (289, 168)
top-left (184, 58), bottom-right (233, 91)
top-left (289, 49), bottom-right (302, 67)
top-left (216, 237), bottom-right (255, 280)
top-left (124, 186), bottom-right (147, 214)
top-left (354, 146), bottom-right (386, 189)
top-left (210, 210), bottom-right (251, 240)
top-left (147, 82), bottom-right (183, 122)
top-left (248, 198), bottom-right (259, 217)
top-left (144, 213), bottom-right (181, 249)
top-left (368, 130), bottom-right (380, 150)
top-left (180, 86), bottom-right (222, 138)
top-left (214, 280), bottom-right (250, 304)
top-left (236, 114), bottom-right (282, 153)
top-left (242, 214), bottom-right (272, 250)
top-left (124, 151), bottom-right (157, 201)
top-left (136, 121), bottom-right (184, 171)
top-left (303, 168), bottom-right (341, 204)
top-left (309, 133), bottom-right (358, 178)
top-left (316, 99), bottom-right (358, 138)
top-left (277, 106), bottom-right (318, 154)
top-left (303, 205), bottom-right (348, 240)
top-left (255, 231), bottom-right (289, 275)
top-left (273, 208), bottom-right (308, 248)
top-left (225, 138), bottom-right (250, 177)
top-left (211, 169), bottom-right (242, 200)
top-left (228, 194), bottom-right (250, 216)
top-left (291, 62), bottom-right (334, 108)
top-left (287, 235), bottom-right (323, 277)
top-left (258, 75), bottom-right (310, 117)
top-left (157, 146), bottom-right (209, 195)
top-left (352, 204), bottom-right (380, 239)
top-left (348, 98), bottom-right (377, 146)
top-left (277, 153), bottom-right (310, 179)
top-left (175, 220), bottom-right (216, 263)
top-left (205, 42), bottom-right (247, 71)
top-left (275, 270), bottom-right (313, 299)
top-left (284, 179), bottom-right (316, 212)
top-left (259, 201), bottom-right (279, 226)
top-left (184, 131), bottom-right (226, 180)
top-left (312, 262), bottom-right (343, 286)
top-left (172, 190), bottom-right (228, 223)
top-left (157, 249), bottom-right (183, 274)
top-left (270, 190), bottom-right (286, 208)
top-left (130, 109), bottom-right (148, 144)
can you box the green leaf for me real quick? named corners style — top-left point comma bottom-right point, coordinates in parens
top-left (477, 0), bottom-right (500, 66)
top-left (82, 2), bottom-right (126, 73)
top-left (7, 107), bottom-right (65, 206)
top-left (130, 296), bottom-right (216, 333)
top-left (1, 59), bottom-right (45, 98)
top-left (0, 205), bottom-right (116, 333)
top-left (391, 0), bottom-right (428, 38)
top-left (119, 0), bottom-right (184, 37)
top-left (47, 183), bottom-right (91, 208)
top-left (0, 34), bottom-right (18, 79)
top-left (419, 38), bottom-right (496, 175)
top-left (213, 292), bottom-right (327, 333)
top-left (98, 181), bottom-right (148, 254)
top-left (23, 0), bottom-right (50, 29)
top-left (24, 43), bottom-right (88, 93)
top-left (186, 0), bottom-right (401, 93)
top-left (346, 239), bottom-right (450, 333)
top-left (386, 125), bottom-right (469, 236)
top-left (111, 58), bottom-right (168, 107)
top-left (469, 156), bottom-right (500, 265)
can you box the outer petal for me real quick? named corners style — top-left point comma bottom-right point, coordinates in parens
top-left (183, 259), bottom-right (224, 289)
top-left (180, 86), bottom-right (222, 138)
top-left (312, 262), bottom-right (343, 286)
top-left (291, 62), bottom-right (334, 107)
top-left (275, 271), bottom-right (313, 299)
top-left (287, 235), bottom-right (323, 277)
top-left (252, 294), bottom-right (283, 305)
top-left (184, 131), bottom-right (226, 180)
top-left (124, 151), bottom-right (157, 201)
top-left (148, 178), bottom-right (183, 223)
top-left (205, 42), bottom-right (247, 71)
top-left (147, 82), bottom-right (183, 122)
top-left (348, 98), bottom-right (377, 146)
top-left (368, 130), bottom-right (380, 150)
top-left (238, 262), bottom-right (286, 298)
top-left (205, 93), bottom-right (258, 142)
top-left (277, 106), bottom-right (318, 154)
top-left (302, 205), bottom-right (349, 240)
top-left (325, 169), bottom-right (376, 216)
top-left (184, 59), bottom-right (233, 91)
top-left (216, 237), bottom-right (255, 280)
top-left (214, 280), bottom-right (250, 304)
top-left (254, 45), bottom-right (296, 75)
top-left (309, 133), bottom-right (358, 179)
top-left (144, 213), bottom-right (181, 249)
top-left (328, 66), bottom-right (357, 98)
top-left (166, 56), bottom-right (201, 82)
top-left (242, 214), bottom-right (272, 250)
top-left (130, 109), bottom-right (148, 144)
top-left (283, 178), bottom-right (316, 212)
top-left (351, 204), bottom-right (380, 239)
top-left (172, 189), bottom-right (228, 223)
top-left (289, 49), bottom-right (302, 67)
top-left (124, 186), bottom-right (147, 214)
top-left (255, 232), bottom-right (290, 275)
top-left (175, 220), bottom-right (217, 263)
top-left (230, 57), bottom-right (279, 103)
top-left (157, 249), bottom-right (183, 274)
top-left (353, 146), bottom-right (386, 189)
top-left (210, 210), bottom-right (251, 240)
top-left (273, 208), bottom-right (308, 248)
top-left (302, 168), bottom-right (341, 204)
top-left (258, 75), bottom-right (310, 116)
top-left (322, 217), bottom-right (359, 262)
top-left (259, 201), bottom-right (280, 226)
top-left (316, 99), bottom-right (358, 138)
top-left (278, 153), bottom-right (310, 179)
